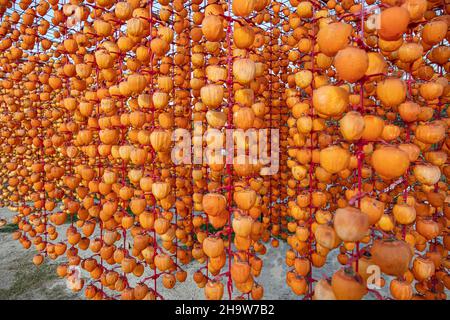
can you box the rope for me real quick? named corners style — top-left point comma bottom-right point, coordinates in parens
top-left (353, 0), bottom-right (367, 275)
top-left (225, 0), bottom-right (234, 301)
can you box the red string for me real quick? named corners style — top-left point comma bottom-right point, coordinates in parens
top-left (306, 3), bottom-right (317, 300)
top-left (225, 0), bottom-right (234, 301)
top-left (148, 0), bottom-right (159, 300)
top-left (401, 72), bottom-right (414, 241)
top-left (93, 14), bottom-right (105, 296)
top-left (351, 0), bottom-right (368, 278)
